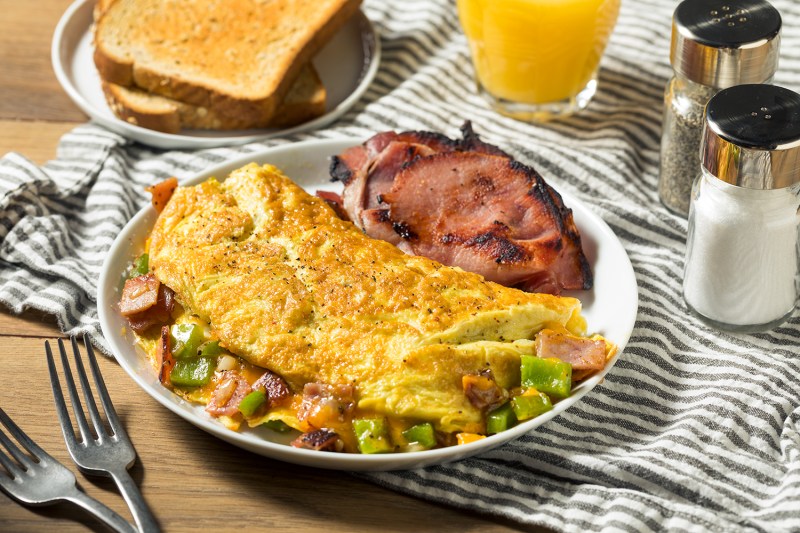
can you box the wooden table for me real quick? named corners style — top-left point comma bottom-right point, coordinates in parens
top-left (0, 1), bottom-right (542, 531)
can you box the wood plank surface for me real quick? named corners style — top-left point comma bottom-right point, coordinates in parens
top-left (0, 1), bottom-right (547, 532)
top-left (0, 120), bottom-right (77, 164)
top-left (0, 0), bottom-right (87, 123)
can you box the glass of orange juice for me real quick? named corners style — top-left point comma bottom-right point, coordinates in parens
top-left (457, 0), bottom-right (621, 122)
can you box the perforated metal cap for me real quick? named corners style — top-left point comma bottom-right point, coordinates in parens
top-left (671, 0), bottom-right (781, 88)
top-left (702, 84), bottom-right (800, 189)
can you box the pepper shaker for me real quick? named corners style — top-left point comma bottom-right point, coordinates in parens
top-left (683, 84), bottom-right (800, 332)
top-left (658, 0), bottom-right (781, 216)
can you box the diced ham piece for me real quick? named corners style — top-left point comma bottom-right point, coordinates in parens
top-left (252, 370), bottom-right (291, 408)
top-left (124, 280), bottom-right (175, 334)
top-left (146, 177), bottom-right (178, 214)
top-left (462, 370), bottom-right (507, 411)
top-left (535, 329), bottom-right (607, 372)
top-left (291, 428), bottom-right (342, 452)
top-left (206, 371), bottom-right (251, 417)
top-left (156, 325), bottom-right (175, 386)
top-left (119, 274), bottom-right (161, 316)
top-left (297, 383), bottom-right (355, 430)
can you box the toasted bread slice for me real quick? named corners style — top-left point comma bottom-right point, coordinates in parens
top-left (102, 65), bottom-right (326, 133)
top-left (93, 0), bottom-right (361, 123)
top-left (93, 0), bottom-right (114, 20)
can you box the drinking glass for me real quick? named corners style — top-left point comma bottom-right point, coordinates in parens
top-left (457, 0), bottom-right (621, 122)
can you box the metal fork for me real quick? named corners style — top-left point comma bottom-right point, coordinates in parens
top-left (46, 335), bottom-right (160, 533)
top-left (0, 407), bottom-right (135, 532)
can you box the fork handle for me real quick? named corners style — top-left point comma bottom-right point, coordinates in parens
top-left (110, 467), bottom-right (161, 533)
top-left (63, 488), bottom-right (137, 533)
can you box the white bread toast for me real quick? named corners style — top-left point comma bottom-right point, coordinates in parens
top-left (93, 0), bottom-right (361, 124)
top-left (102, 65), bottom-right (327, 133)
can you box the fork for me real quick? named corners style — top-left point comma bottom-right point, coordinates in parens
top-left (46, 335), bottom-right (160, 533)
top-left (0, 407), bottom-right (135, 532)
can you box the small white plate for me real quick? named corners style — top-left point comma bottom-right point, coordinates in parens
top-left (97, 138), bottom-right (639, 471)
top-left (52, 0), bottom-right (381, 150)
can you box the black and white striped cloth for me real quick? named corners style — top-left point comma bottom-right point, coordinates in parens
top-left (2, 1), bottom-right (799, 531)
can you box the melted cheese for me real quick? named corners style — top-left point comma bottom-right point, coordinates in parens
top-left (148, 163), bottom-right (589, 433)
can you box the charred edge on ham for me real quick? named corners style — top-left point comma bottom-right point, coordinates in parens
top-left (395, 130), bottom-right (458, 152)
top-left (512, 159), bottom-right (568, 234)
top-left (399, 155), bottom-right (423, 171)
top-left (465, 231), bottom-right (529, 264)
top-left (292, 428), bottom-right (340, 451)
top-left (544, 185), bottom-right (593, 288)
top-left (329, 155), bottom-right (353, 184)
top-left (458, 121), bottom-right (511, 157)
top-left (253, 370), bottom-right (291, 407)
top-left (440, 224), bottom-right (530, 265)
top-left (392, 220), bottom-right (417, 240)
top-left (511, 159), bottom-right (594, 289)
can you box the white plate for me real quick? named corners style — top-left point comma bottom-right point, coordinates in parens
top-left (97, 138), bottom-right (639, 471)
top-left (52, 0), bottom-right (381, 150)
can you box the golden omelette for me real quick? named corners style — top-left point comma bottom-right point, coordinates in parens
top-left (136, 163), bottom-right (610, 450)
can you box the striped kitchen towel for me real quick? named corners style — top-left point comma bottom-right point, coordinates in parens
top-left (1, 0), bottom-right (799, 531)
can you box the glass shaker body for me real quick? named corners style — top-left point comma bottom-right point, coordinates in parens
top-left (658, 76), bottom-right (718, 215)
top-left (683, 169), bottom-right (800, 332)
top-left (657, 0), bottom-right (782, 217)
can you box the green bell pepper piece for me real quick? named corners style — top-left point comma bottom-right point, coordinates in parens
top-left (511, 390), bottom-right (553, 421)
top-left (169, 356), bottom-right (216, 387)
top-left (199, 340), bottom-right (222, 357)
top-left (353, 418), bottom-right (393, 454)
top-left (170, 323), bottom-right (204, 359)
top-left (486, 402), bottom-right (517, 435)
top-left (401, 423), bottom-right (437, 449)
top-left (238, 391), bottom-right (266, 417)
top-left (129, 253), bottom-right (149, 278)
top-left (521, 355), bottom-right (572, 400)
top-left (262, 420), bottom-right (292, 433)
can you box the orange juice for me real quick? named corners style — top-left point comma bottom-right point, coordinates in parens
top-left (457, 0), bottom-right (620, 115)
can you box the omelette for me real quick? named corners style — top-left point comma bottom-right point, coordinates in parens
top-left (122, 163), bottom-right (613, 453)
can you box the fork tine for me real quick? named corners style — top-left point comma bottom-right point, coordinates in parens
top-left (46, 340), bottom-right (81, 452)
top-left (81, 334), bottom-right (126, 439)
top-left (69, 336), bottom-right (108, 439)
top-left (55, 338), bottom-right (94, 444)
top-left (0, 444), bottom-right (23, 479)
top-left (0, 417), bottom-right (26, 478)
top-left (0, 408), bottom-right (50, 461)
top-left (0, 408), bottom-right (53, 474)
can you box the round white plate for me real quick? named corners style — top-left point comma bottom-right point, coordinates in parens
top-left (97, 138), bottom-right (639, 471)
top-left (52, 0), bottom-right (381, 150)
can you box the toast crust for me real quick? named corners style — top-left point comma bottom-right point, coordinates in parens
top-left (102, 66), bottom-right (327, 134)
top-left (93, 0), bottom-right (361, 123)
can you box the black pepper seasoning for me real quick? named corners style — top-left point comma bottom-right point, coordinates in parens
top-left (657, 0), bottom-right (781, 216)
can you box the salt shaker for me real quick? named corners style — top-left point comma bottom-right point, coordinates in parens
top-left (683, 84), bottom-right (800, 332)
top-left (658, 0), bottom-right (781, 216)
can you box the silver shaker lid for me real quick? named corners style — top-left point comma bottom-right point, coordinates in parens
top-left (702, 84), bottom-right (800, 189)
top-left (671, 0), bottom-right (781, 88)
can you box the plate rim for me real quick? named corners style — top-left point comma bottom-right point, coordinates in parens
top-left (51, 0), bottom-right (382, 150)
top-left (97, 137), bottom-right (639, 471)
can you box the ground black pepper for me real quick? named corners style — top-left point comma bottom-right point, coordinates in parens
top-left (658, 77), bottom-right (717, 216)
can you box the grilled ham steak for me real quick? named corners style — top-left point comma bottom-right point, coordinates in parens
top-left (326, 122), bottom-right (593, 295)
